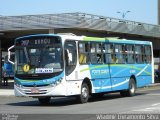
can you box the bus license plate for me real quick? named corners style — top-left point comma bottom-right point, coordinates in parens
top-left (31, 87), bottom-right (40, 93)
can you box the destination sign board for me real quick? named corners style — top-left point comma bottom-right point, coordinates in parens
top-left (15, 36), bottom-right (61, 46)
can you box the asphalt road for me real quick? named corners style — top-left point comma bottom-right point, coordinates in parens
top-left (0, 87), bottom-right (160, 120)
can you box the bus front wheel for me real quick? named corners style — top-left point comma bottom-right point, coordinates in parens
top-left (120, 78), bottom-right (136, 97)
top-left (77, 83), bottom-right (89, 103)
top-left (38, 97), bottom-right (51, 105)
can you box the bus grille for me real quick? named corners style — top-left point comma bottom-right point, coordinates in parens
top-left (24, 89), bottom-right (48, 94)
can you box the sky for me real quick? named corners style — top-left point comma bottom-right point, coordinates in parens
top-left (0, 0), bottom-right (158, 24)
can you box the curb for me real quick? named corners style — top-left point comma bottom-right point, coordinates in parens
top-left (147, 83), bottom-right (160, 87)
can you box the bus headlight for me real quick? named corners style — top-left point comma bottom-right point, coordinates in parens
top-left (50, 83), bottom-right (56, 87)
top-left (50, 77), bottom-right (63, 87)
top-left (15, 82), bottom-right (23, 88)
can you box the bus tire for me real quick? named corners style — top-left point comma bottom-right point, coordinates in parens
top-left (77, 83), bottom-right (89, 103)
top-left (38, 97), bottom-right (51, 105)
top-left (120, 78), bottom-right (136, 97)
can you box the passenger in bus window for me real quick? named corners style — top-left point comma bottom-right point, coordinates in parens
top-left (97, 54), bottom-right (102, 63)
top-left (111, 54), bottom-right (118, 63)
top-left (115, 55), bottom-right (118, 63)
top-left (79, 53), bottom-right (87, 64)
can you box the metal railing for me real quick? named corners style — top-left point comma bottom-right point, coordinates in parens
top-left (0, 12), bottom-right (160, 38)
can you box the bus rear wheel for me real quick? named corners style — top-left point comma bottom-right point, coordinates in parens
top-left (38, 97), bottom-right (51, 105)
top-left (120, 78), bottom-right (136, 97)
top-left (77, 83), bottom-right (89, 103)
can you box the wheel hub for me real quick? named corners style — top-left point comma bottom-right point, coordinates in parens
top-left (82, 87), bottom-right (88, 98)
top-left (130, 83), bottom-right (135, 93)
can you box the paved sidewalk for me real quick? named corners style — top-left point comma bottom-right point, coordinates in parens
top-left (0, 89), bottom-right (14, 96)
top-left (0, 80), bottom-right (14, 96)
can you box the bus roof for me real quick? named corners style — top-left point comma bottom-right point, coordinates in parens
top-left (83, 36), bottom-right (151, 45)
top-left (15, 34), bottom-right (60, 41)
top-left (15, 34), bottom-right (152, 45)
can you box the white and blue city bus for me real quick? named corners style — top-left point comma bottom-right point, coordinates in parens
top-left (9, 34), bottom-right (154, 104)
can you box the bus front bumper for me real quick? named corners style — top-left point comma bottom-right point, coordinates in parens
top-left (14, 84), bottom-right (67, 97)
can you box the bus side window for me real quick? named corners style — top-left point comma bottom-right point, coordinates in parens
top-left (144, 46), bottom-right (151, 63)
top-left (110, 44), bottom-right (116, 64)
top-left (79, 42), bottom-right (89, 64)
top-left (90, 43), bottom-right (97, 64)
top-left (135, 45), bottom-right (143, 64)
top-left (104, 44), bottom-right (112, 63)
top-left (117, 44), bottom-right (124, 64)
top-left (127, 45), bottom-right (134, 64)
top-left (96, 43), bottom-right (103, 63)
top-left (90, 42), bottom-right (103, 64)
top-left (65, 41), bottom-right (77, 76)
top-left (121, 45), bottom-right (127, 63)
top-left (141, 46), bottom-right (146, 63)
top-left (113, 44), bottom-right (119, 64)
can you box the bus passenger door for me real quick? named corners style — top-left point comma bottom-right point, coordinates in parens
top-left (109, 44), bottom-right (130, 91)
top-left (64, 40), bottom-right (81, 95)
top-left (93, 43), bottom-right (113, 93)
top-left (86, 43), bottom-right (112, 93)
top-left (64, 41), bottom-right (77, 79)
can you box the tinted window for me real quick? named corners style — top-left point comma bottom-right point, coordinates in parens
top-left (65, 41), bottom-right (77, 75)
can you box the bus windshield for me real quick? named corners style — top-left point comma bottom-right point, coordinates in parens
top-left (15, 36), bottom-right (63, 75)
top-left (15, 46), bottom-right (63, 75)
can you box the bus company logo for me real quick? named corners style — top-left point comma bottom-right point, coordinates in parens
top-left (21, 40), bottom-right (29, 46)
top-left (91, 69), bottom-right (109, 75)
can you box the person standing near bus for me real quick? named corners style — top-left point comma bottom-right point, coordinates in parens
top-left (3, 62), bottom-right (9, 86)
top-left (3, 59), bottom-right (12, 86)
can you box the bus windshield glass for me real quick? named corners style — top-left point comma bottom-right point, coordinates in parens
top-left (15, 36), bottom-right (63, 75)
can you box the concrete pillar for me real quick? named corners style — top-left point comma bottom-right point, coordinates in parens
top-left (48, 29), bottom-right (54, 34)
top-left (0, 39), bottom-right (2, 85)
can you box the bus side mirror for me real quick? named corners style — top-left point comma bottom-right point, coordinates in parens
top-left (8, 45), bottom-right (15, 64)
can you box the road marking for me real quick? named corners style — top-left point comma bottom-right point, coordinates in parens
top-left (152, 103), bottom-right (160, 106)
top-left (146, 93), bottom-right (160, 95)
top-left (133, 107), bottom-right (160, 112)
top-left (132, 104), bottom-right (160, 112)
top-left (133, 109), bottom-right (150, 112)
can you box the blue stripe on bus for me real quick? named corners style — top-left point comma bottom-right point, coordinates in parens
top-left (14, 72), bottom-right (64, 86)
top-left (81, 64), bottom-right (152, 93)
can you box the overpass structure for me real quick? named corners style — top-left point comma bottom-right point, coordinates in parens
top-left (0, 12), bottom-right (160, 54)
top-left (0, 12), bottom-right (160, 82)
top-left (0, 12), bottom-right (160, 36)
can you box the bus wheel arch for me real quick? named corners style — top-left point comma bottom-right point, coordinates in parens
top-left (82, 78), bottom-right (92, 94)
top-left (76, 78), bottom-right (92, 103)
top-left (130, 75), bottom-right (137, 87)
top-left (120, 76), bottom-right (137, 97)
top-left (127, 76), bottom-right (137, 97)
